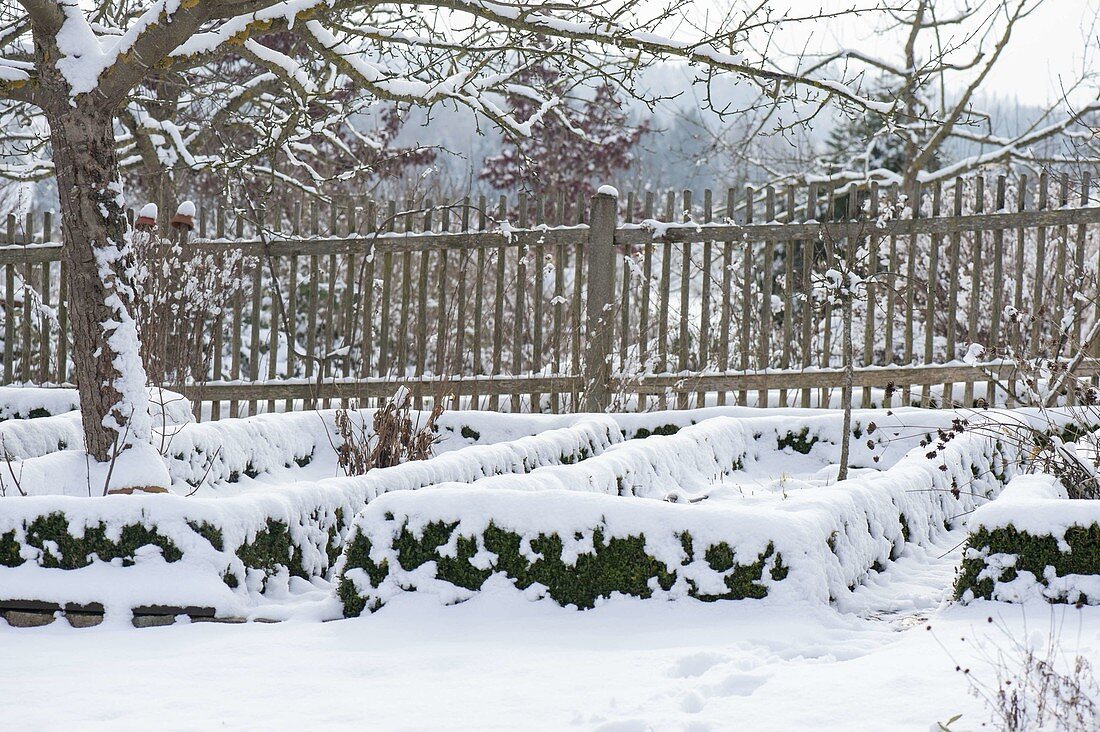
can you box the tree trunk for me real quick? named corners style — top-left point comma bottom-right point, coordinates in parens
top-left (50, 108), bottom-right (152, 462)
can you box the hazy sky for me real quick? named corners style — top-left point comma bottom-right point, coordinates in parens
top-left (738, 0), bottom-right (1099, 107)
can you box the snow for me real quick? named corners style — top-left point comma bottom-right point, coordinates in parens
top-left (597, 185), bottom-right (619, 197)
top-left (137, 202), bottom-right (158, 219)
top-left (3, 570), bottom-right (1098, 730)
top-left (0, 402), bottom-right (1096, 727)
top-left (968, 473), bottom-right (1100, 548)
top-left (175, 200), bottom-right (196, 218)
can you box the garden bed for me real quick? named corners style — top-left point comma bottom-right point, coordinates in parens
top-left (956, 474), bottom-right (1100, 605)
top-left (337, 416), bottom-right (1015, 614)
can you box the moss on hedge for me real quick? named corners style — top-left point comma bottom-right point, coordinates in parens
top-left (340, 520), bottom-right (787, 616)
top-left (955, 522), bottom-right (1100, 602)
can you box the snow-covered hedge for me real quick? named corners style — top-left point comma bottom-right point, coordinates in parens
top-left (0, 418), bottom-right (620, 616)
top-left (337, 421), bottom-right (1015, 614)
top-left (0, 386), bottom-right (81, 420)
top-left (956, 475), bottom-right (1100, 605)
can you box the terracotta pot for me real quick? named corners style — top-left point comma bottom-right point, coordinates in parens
top-left (170, 212), bottom-right (194, 231)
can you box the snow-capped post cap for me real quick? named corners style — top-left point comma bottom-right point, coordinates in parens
top-left (596, 184), bottom-right (619, 197)
top-left (171, 200), bottom-right (196, 231)
top-left (134, 202), bottom-right (157, 229)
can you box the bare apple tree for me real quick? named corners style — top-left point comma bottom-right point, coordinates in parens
top-left (0, 0), bottom-right (918, 467)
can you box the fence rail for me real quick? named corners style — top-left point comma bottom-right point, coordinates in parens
top-left (1, 170), bottom-right (1098, 419)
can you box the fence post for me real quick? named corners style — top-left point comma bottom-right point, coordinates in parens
top-left (583, 187), bottom-right (618, 411)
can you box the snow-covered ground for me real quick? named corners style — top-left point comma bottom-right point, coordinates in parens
top-left (4, 531), bottom-right (1098, 731)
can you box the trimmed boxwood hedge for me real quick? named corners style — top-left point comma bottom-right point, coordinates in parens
top-left (338, 519), bottom-right (787, 617)
top-left (955, 522), bottom-right (1100, 603)
top-left (0, 512), bottom-right (326, 590)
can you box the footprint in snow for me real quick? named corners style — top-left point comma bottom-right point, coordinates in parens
top-left (680, 690), bottom-right (706, 713)
top-left (706, 671), bottom-right (767, 698)
top-left (669, 651), bottom-right (730, 678)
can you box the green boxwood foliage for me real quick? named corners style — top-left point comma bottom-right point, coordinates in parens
top-left (20, 512), bottom-right (183, 569)
top-left (631, 424), bottom-right (682, 440)
top-left (955, 522), bottom-right (1100, 602)
top-left (235, 519), bottom-right (305, 580)
top-left (0, 529), bottom-right (19, 566)
top-left (339, 520), bottom-right (786, 616)
top-left (777, 427), bottom-right (817, 455)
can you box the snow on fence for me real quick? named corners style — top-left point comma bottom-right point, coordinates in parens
top-left (2, 171), bottom-right (1099, 419)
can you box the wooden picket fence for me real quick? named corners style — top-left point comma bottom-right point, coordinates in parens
top-left (2, 170), bottom-right (1100, 419)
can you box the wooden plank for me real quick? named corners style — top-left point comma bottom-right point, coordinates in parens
top-left (1030, 172), bottom-right (1049, 357)
top-left (175, 359), bottom-right (1100, 404)
top-left (531, 196), bottom-right (545, 412)
top-left (491, 195), bottom-right (507, 411)
top-left (884, 185), bottom-right (898, 372)
top-left (964, 175), bottom-right (985, 407)
top-left (38, 213), bottom-right (51, 384)
top-left (638, 191), bottom-right (655, 411)
top-left (397, 201), bottom-right (414, 384)
top-left (739, 187), bottom-right (753, 406)
top-left (819, 185), bottom-right (833, 408)
top-left (304, 201), bottom-right (319, 410)
top-left (3, 216), bottom-right (12, 383)
top-left (416, 206), bottom-right (432, 410)
top-left (57, 256), bottom-right (67, 385)
top-left (551, 192), bottom-right (565, 413)
top-left (20, 254), bottom-right (31, 383)
top-left (343, 224), bottom-right (357, 384)
top-left (861, 182), bottom-right (879, 408)
top-left (512, 193), bottom-right (528, 413)
top-left (902, 182), bottom-right (920, 407)
top-left (266, 262), bottom-right (279, 415)
top-left (800, 184), bottom-right (815, 408)
top-left (1075, 172), bottom-right (1091, 352)
top-left (941, 180), bottom-right (958, 407)
top-left (781, 186), bottom-right (795, 407)
top-left (698, 189), bottom-right (713, 408)
top-left (658, 191), bottom-right (674, 388)
top-left (1051, 173), bottom-right (1070, 360)
top-left (717, 188), bottom-right (734, 407)
top-left (453, 198), bottom-right (470, 382)
top-left (988, 176), bottom-right (1007, 407)
top-left (283, 200), bottom-right (301, 414)
top-left (171, 205), bottom-right (1100, 260)
top-left (759, 186), bottom-right (775, 407)
top-left (248, 258), bottom-right (263, 416)
top-left (1011, 175), bottom-right (1027, 372)
top-left (571, 193), bottom-right (585, 412)
top-left (678, 189), bottom-right (692, 408)
top-left (208, 202), bottom-right (226, 419)
top-left (358, 200), bottom-right (375, 397)
top-left (610, 205), bottom-right (1100, 247)
top-left (818, 186), bottom-right (831, 407)
top-left (378, 201), bottom-right (396, 379)
top-left (620, 192), bottom-right (633, 380)
top-left (435, 205), bottom-right (450, 379)
top-left (472, 195), bottom-right (487, 409)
